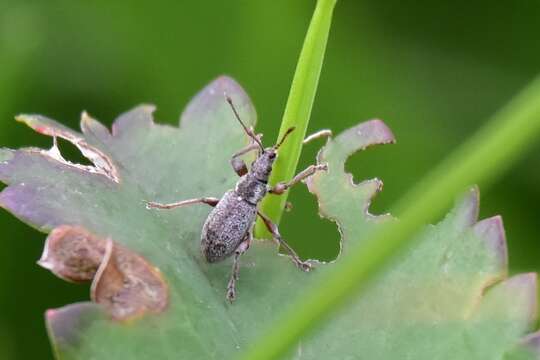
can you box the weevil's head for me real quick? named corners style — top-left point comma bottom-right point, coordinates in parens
top-left (225, 96), bottom-right (296, 181)
top-left (251, 148), bottom-right (277, 182)
top-left (250, 127), bottom-right (295, 182)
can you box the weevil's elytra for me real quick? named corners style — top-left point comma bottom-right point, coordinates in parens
top-left (147, 95), bottom-right (330, 301)
top-left (202, 190), bottom-right (257, 262)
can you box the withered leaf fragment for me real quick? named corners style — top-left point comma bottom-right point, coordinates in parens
top-left (39, 226), bottom-right (168, 321)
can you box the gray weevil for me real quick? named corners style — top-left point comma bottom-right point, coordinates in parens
top-left (147, 96), bottom-right (330, 301)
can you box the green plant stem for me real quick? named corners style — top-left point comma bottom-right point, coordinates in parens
top-left (255, 0), bottom-right (337, 237)
top-left (240, 75), bottom-right (540, 360)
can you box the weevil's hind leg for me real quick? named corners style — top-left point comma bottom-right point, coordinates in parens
top-left (269, 164), bottom-right (328, 195)
top-left (226, 232), bottom-right (252, 302)
top-left (146, 197), bottom-right (219, 210)
top-left (257, 211), bottom-right (312, 272)
top-left (303, 129), bottom-right (332, 145)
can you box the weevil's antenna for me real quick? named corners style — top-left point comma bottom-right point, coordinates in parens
top-left (225, 94), bottom-right (264, 151)
top-left (274, 127), bottom-right (296, 150)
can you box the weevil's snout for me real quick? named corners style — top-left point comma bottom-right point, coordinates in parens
top-left (267, 148), bottom-right (277, 159)
top-left (251, 149), bottom-right (276, 182)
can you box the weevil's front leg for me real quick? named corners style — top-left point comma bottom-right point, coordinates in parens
top-left (257, 211), bottom-right (312, 272)
top-left (302, 129), bottom-right (332, 145)
top-left (230, 143), bottom-right (260, 177)
top-left (269, 164), bottom-right (328, 195)
top-left (146, 197), bottom-right (219, 210)
top-left (226, 231), bottom-right (252, 302)
top-left (268, 129), bottom-right (331, 197)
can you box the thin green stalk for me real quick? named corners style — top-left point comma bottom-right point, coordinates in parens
top-left (240, 75), bottom-right (540, 360)
top-left (255, 0), bottom-right (337, 237)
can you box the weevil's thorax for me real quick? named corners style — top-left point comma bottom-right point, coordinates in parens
top-left (234, 148), bottom-right (276, 205)
top-left (250, 148), bottom-right (276, 182)
top-left (235, 174), bottom-right (267, 205)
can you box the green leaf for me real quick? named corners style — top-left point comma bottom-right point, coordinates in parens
top-left (1, 77), bottom-right (537, 359)
top-left (245, 74), bottom-right (540, 360)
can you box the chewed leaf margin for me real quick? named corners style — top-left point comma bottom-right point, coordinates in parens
top-left (305, 119), bottom-right (396, 258)
top-left (300, 121), bottom-right (539, 359)
top-left (16, 113), bottom-right (120, 183)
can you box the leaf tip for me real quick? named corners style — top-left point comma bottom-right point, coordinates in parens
top-left (364, 119), bottom-right (396, 145)
top-left (15, 114), bottom-right (44, 133)
top-left (80, 111), bottom-right (112, 141)
top-left (501, 273), bottom-right (538, 325)
top-left (181, 75), bottom-right (256, 128)
top-left (451, 186), bottom-right (480, 227)
top-left (46, 302), bottom-right (104, 354)
top-left (473, 215), bottom-right (508, 272)
top-left (111, 104), bottom-right (156, 136)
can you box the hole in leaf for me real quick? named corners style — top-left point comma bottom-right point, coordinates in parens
top-left (281, 171), bottom-right (340, 263)
top-left (55, 138), bottom-right (93, 166)
top-left (344, 143), bottom-right (399, 216)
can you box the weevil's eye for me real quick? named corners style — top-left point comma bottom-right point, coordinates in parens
top-left (269, 152), bottom-right (276, 159)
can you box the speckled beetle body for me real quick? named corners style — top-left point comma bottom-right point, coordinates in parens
top-left (201, 189), bottom-right (259, 262)
top-left (147, 96), bottom-right (329, 301)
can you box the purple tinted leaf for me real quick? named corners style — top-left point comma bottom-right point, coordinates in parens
top-left (80, 112), bottom-right (112, 144)
top-left (449, 185), bottom-right (480, 228)
top-left (494, 273), bottom-right (537, 327)
top-left (0, 148), bottom-right (117, 232)
top-left (468, 273), bottom-right (538, 359)
top-left (111, 105), bottom-right (155, 137)
top-left (181, 76), bottom-right (256, 128)
top-left (510, 331), bottom-right (540, 359)
top-left (46, 302), bottom-right (105, 356)
top-left (16, 113), bottom-right (81, 139)
top-left (473, 215), bottom-right (508, 274)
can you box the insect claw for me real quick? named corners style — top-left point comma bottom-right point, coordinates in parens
top-left (292, 258), bottom-right (313, 272)
top-left (226, 282), bottom-right (237, 302)
top-left (316, 163), bottom-right (329, 172)
top-left (299, 261), bottom-right (313, 272)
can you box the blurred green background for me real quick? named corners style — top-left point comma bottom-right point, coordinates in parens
top-left (1, 1), bottom-right (539, 358)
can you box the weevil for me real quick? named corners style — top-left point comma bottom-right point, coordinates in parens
top-left (147, 96), bottom-right (331, 301)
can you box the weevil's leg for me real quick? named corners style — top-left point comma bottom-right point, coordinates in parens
top-left (269, 164), bottom-right (328, 195)
top-left (266, 129), bottom-right (331, 194)
top-left (146, 197), bottom-right (219, 210)
top-left (257, 211), bottom-right (312, 272)
top-left (230, 143), bottom-right (260, 176)
top-left (302, 129), bottom-right (332, 145)
top-left (226, 231), bottom-right (252, 302)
